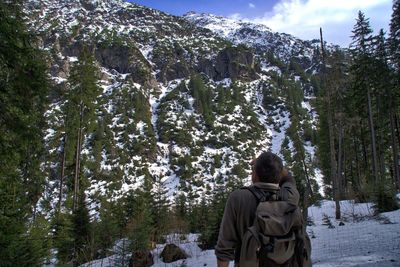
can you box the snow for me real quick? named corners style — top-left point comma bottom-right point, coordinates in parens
top-left (79, 199), bottom-right (400, 267)
top-left (313, 168), bottom-right (325, 196)
top-left (68, 56), bottom-right (78, 62)
top-left (309, 200), bottom-right (400, 266)
top-left (269, 109), bottom-right (291, 155)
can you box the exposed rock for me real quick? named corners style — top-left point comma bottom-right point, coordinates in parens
top-left (160, 61), bottom-right (190, 82)
top-left (214, 46), bottom-right (258, 81)
top-left (196, 46), bottom-right (259, 81)
top-left (80, 0), bottom-right (97, 11)
top-left (160, 244), bottom-right (188, 263)
top-left (153, 43), bottom-right (191, 83)
top-left (95, 44), bottom-right (133, 73)
top-left (129, 250), bottom-right (154, 267)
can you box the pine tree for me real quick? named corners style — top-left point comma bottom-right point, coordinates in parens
top-left (389, 0), bottom-right (400, 189)
top-left (126, 173), bottom-right (154, 254)
top-left (151, 175), bottom-right (171, 242)
top-left (189, 75), bottom-right (214, 128)
top-left (350, 11), bottom-right (379, 189)
top-left (0, 1), bottom-right (49, 265)
top-left (52, 212), bottom-right (74, 265)
top-left (199, 176), bottom-right (228, 249)
top-left (389, 0), bottom-right (400, 72)
top-left (72, 193), bottom-right (93, 266)
top-left (64, 47), bottom-right (101, 210)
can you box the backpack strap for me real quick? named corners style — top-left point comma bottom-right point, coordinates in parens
top-left (241, 186), bottom-right (276, 203)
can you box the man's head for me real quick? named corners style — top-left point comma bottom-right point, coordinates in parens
top-left (251, 151), bottom-right (283, 184)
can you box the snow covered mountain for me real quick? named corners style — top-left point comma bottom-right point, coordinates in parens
top-left (24, 0), bottom-right (323, 213)
top-left (184, 12), bottom-right (323, 64)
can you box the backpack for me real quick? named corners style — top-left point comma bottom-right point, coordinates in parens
top-left (239, 186), bottom-right (311, 267)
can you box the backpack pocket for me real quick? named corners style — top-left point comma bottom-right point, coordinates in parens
top-left (240, 227), bottom-right (296, 266)
top-left (239, 227), bottom-right (262, 267)
top-left (259, 231), bottom-right (296, 264)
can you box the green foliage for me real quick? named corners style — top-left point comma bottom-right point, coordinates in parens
top-left (374, 187), bottom-right (399, 213)
top-left (189, 75), bottom-right (214, 128)
top-left (53, 213), bottom-right (74, 266)
top-left (126, 188), bottom-right (154, 252)
top-left (92, 200), bottom-right (122, 258)
top-left (71, 194), bottom-right (93, 266)
top-left (198, 185), bottom-right (229, 249)
top-left (0, 1), bottom-right (50, 266)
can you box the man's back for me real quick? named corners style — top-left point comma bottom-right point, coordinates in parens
top-left (215, 181), bottom-right (300, 264)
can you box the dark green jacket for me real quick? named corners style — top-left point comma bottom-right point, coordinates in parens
top-left (215, 181), bottom-right (305, 265)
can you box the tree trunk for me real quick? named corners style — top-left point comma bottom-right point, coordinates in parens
top-left (353, 137), bottom-right (362, 192)
top-left (366, 86), bottom-right (379, 187)
top-left (73, 104), bottom-right (84, 211)
top-left (343, 146), bottom-right (348, 195)
top-left (337, 124), bottom-right (344, 199)
top-left (360, 126), bottom-right (369, 177)
top-left (395, 113), bottom-right (400, 149)
top-left (376, 96), bottom-right (387, 185)
top-left (390, 112), bottom-right (400, 189)
top-left (58, 134), bottom-right (67, 211)
top-left (73, 127), bottom-right (81, 211)
top-left (320, 28), bottom-right (340, 219)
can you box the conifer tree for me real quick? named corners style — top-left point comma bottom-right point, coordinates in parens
top-left (126, 173), bottom-right (154, 254)
top-left (0, 1), bottom-right (49, 265)
top-left (389, 0), bottom-right (400, 72)
top-left (199, 175), bottom-right (228, 249)
top-left (389, 0), bottom-right (400, 189)
top-left (152, 175), bottom-right (171, 242)
top-left (282, 78), bottom-right (315, 220)
top-left (189, 75), bottom-right (214, 128)
top-left (350, 11), bottom-right (379, 189)
top-left (64, 47), bottom-right (101, 210)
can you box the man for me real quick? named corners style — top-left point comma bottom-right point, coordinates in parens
top-left (215, 151), bottom-right (301, 267)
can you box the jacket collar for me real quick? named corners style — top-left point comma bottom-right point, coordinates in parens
top-left (252, 182), bottom-right (280, 191)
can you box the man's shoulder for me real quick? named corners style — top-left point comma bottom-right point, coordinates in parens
top-left (228, 187), bottom-right (256, 202)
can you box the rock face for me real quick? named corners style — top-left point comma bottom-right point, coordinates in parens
top-left (129, 250), bottom-right (154, 267)
top-left (160, 244), bottom-right (188, 263)
top-left (214, 46), bottom-right (258, 81)
top-left (198, 46), bottom-right (258, 81)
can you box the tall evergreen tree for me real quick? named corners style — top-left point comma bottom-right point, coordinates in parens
top-left (72, 193), bottom-right (93, 266)
top-left (350, 11), bottom-right (379, 188)
top-left (63, 47), bottom-right (101, 210)
top-left (389, 0), bottom-right (400, 72)
top-left (389, 0), bottom-right (400, 189)
top-left (319, 28), bottom-right (341, 219)
top-left (0, 1), bottom-right (49, 265)
top-left (151, 175), bottom-right (171, 242)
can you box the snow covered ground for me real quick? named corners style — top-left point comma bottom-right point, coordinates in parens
top-left (309, 200), bottom-right (400, 267)
top-left (81, 198), bottom-right (400, 267)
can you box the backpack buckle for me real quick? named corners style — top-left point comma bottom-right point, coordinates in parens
top-left (263, 242), bottom-right (274, 253)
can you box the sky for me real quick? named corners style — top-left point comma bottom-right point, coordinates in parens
top-left (128, 0), bottom-right (393, 47)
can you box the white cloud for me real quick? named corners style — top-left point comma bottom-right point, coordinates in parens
top-left (229, 13), bottom-right (243, 21)
top-left (235, 0), bottom-right (392, 46)
top-left (249, 3), bottom-right (255, 8)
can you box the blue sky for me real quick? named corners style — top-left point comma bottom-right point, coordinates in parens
top-left (128, 0), bottom-right (393, 47)
top-left (129, 0), bottom-right (279, 18)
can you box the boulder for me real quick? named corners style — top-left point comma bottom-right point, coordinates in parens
top-left (160, 244), bottom-right (188, 263)
top-left (129, 250), bottom-right (154, 267)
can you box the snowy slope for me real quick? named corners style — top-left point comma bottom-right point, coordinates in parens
top-left (184, 12), bottom-right (322, 65)
top-left (25, 0), bottom-right (323, 219)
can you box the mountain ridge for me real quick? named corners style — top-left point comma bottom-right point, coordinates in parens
top-left (23, 0), bottom-right (322, 213)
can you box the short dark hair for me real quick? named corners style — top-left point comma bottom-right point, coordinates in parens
top-left (254, 152), bottom-right (283, 183)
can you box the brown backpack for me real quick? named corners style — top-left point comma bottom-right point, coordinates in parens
top-left (239, 187), bottom-right (311, 267)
